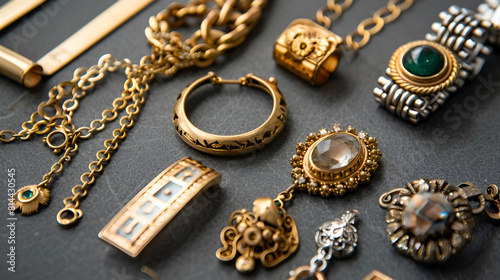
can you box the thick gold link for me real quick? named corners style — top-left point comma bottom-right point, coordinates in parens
top-left (316, 0), bottom-right (353, 29)
top-left (0, 131), bottom-right (17, 142)
top-left (313, 0), bottom-right (414, 50)
top-left (373, 6), bottom-right (401, 24)
top-left (145, 0), bottom-right (266, 74)
top-left (345, 0), bottom-right (414, 50)
top-left (388, 0), bottom-right (413, 12)
top-left (217, 0), bottom-right (236, 25)
top-left (358, 17), bottom-right (385, 36)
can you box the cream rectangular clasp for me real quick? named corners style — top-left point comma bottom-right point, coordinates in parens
top-left (98, 157), bottom-right (221, 257)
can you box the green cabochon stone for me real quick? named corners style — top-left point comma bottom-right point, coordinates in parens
top-left (402, 45), bottom-right (444, 77)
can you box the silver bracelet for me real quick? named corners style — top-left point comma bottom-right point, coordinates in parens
top-left (374, 2), bottom-right (498, 124)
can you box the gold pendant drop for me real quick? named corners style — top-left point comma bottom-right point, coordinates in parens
top-left (216, 197), bottom-right (299, 273)
top-left (217, 124), bottom-right (381, 273)
top-left (291, 125), bottom-right (382, 197)
top-left (13, 185), bottom-right (50, 215)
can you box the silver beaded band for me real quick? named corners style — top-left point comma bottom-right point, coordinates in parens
top-left (374, 3), bottom-right (498, 124)
top-left (478, 0), bottom-right (500, 45)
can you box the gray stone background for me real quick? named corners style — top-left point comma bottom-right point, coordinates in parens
top-left (0, 0), bottom-right (499, 279)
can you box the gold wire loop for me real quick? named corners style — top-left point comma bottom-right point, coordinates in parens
top-left (173, 72), bottom-right (287, 156)
top-left (485, 184), bottom-right (500, 220)
top-left (378, 188), bottom-right (409, 208)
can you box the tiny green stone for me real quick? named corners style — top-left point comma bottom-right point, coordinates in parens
top-left (402, 45), bottom-right (444, 77)
top-left (22, 190), bottom-right (34, 199)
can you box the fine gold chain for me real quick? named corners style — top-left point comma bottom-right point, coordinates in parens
top-left (1, 0), bottom-right (267, 225)
top-left (315, 0), bottom-right (414, 50)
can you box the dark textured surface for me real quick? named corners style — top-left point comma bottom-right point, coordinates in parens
top-left (0, 0), bottom-right (499, 279)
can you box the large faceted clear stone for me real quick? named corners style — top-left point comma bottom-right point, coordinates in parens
top-left (311, 134), bottom-right (360, 171)
top-left (402, 191), bottom-right (454, 238)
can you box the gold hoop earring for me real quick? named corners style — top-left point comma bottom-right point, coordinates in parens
top-left (173, 72), bottom-right (287, 156)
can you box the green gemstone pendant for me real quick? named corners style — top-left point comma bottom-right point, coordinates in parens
top-left (14, 185), bottom-right (50, 215)
top-left (22, 190), bottom-right (34, 199)
top-left (402, 45), bottom-right (444, 77)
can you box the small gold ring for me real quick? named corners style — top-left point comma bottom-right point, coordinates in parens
top-left (173, 72), bottom-right (287, 156)
top-left (44, 129), bottom-right (69, 150)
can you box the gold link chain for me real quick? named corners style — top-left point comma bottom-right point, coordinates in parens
top-left (316, 0), bottom-right (354, 29)
top-left (276, 184), bottom-right (298, 203)
top-left (1, 0), bottom-right (267, 226)
top-left (315, 0), bottom-right (414, 50)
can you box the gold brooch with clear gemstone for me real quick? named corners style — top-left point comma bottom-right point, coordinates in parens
top-left (379, 179), bottom-right (500, 263)
top-left (291, 124), bottom-right (382, 197)
top-left (216, 124), bottom-right (381, 273)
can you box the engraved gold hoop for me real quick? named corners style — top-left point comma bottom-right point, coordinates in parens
top-left (173, 72), bottom-right (287, 156)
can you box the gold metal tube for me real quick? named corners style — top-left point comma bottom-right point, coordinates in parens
top-left (0, 45), bottom-right (43, 88)
top-left (0, 0), bottom-right (47, 31)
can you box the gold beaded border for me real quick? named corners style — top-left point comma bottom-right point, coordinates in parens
top-left (389, 40), bottom-right (458, 95)
top-left (290, 124), bottom-right (382, 197)
top-left (383, 179), bottom-right (475, 263)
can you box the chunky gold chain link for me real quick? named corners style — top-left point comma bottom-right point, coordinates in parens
top-left (1, 0), bottom-right (267, 226)
top-left (316, 0), bottom-right (354, 28)
top-left (316, 0), bottom-right (414, 50)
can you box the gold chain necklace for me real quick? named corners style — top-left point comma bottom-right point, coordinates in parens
top-left (1, 0), bottom-right (267, 226)
top-left (274, 0), bottom-right (414, 85)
